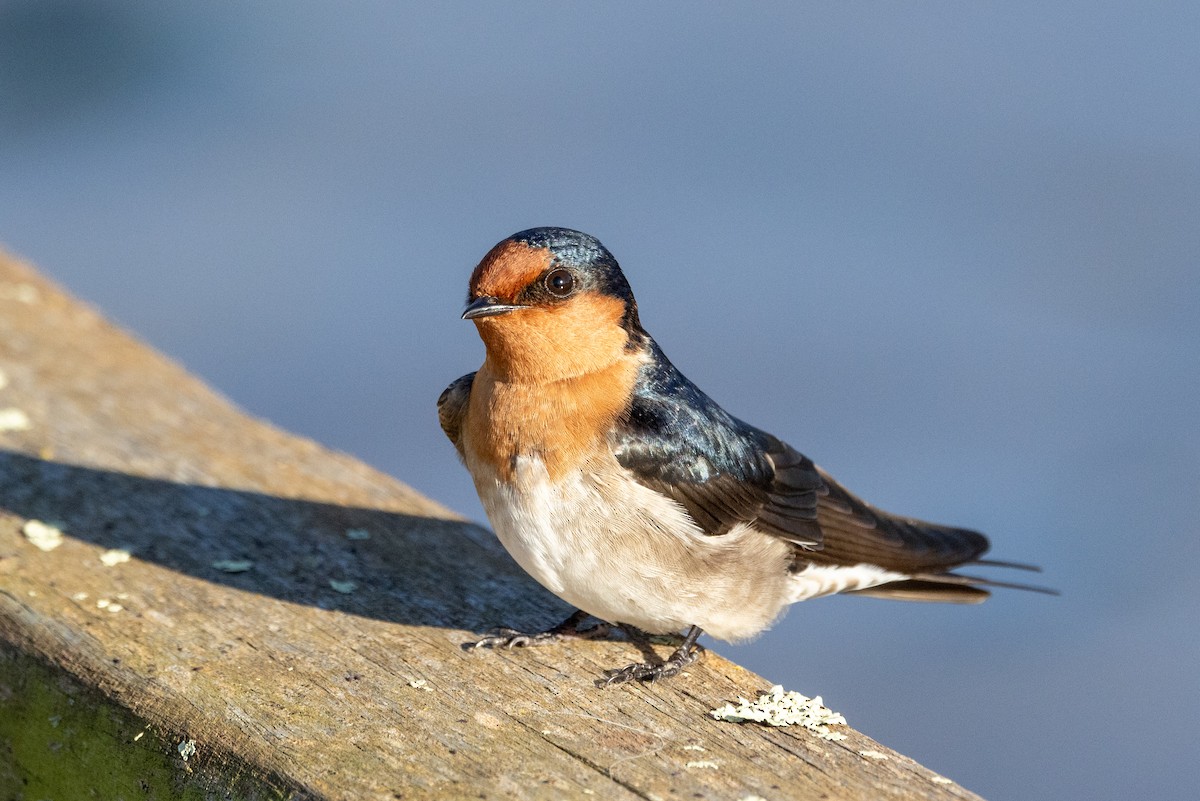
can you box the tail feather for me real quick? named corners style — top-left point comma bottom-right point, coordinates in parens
top-left (846, 561), bottom-right (1059, 603)
top-left (970, 558), bottom-right (1044, 573)
top-left (847, 579), bottom-right (990, 604)
top-left (918, 571), bottom-right (1060, 596)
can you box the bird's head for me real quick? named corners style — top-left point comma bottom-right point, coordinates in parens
top-left (463, 228), bottom-right (644, 382)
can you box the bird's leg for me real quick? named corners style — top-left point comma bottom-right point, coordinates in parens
top-left (469, 609), bottom-right (610, 650)
top-left (598, 625), bottom-right (705, 687)
top-left (616, 624), bottom-right (668, 664)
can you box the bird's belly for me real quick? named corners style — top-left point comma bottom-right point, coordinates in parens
top-left (471, 454), bottom-right (796, 642)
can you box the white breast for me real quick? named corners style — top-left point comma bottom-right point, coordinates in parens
top-left (470, 453), bottom-right (808, 641)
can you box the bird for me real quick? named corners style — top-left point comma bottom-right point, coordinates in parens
top-left (439, 226), bottom-right (1049, 686)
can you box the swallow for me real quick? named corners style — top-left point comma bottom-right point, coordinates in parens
top-left (439, 227), bottom-right (1050, 686)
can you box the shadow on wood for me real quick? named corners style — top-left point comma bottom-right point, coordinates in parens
top-left (0, 450), bottom-right (566, 636)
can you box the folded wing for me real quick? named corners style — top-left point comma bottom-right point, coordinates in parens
top-left (612, 341), bottom-right (1039, 603)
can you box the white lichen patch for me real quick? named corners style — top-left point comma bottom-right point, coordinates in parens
top-left (711, 685), bottom-right (848, 741)
top-left (329, 579), bottom-right (358, 594)
top-left (211, 559), bottom-right (254, 573)
top-left (682, 744), bottom-right (706, 752)
top-left (859, 749), bottom-right (889, 760)
top-left (686, 760), bottom-right (720, 770)
top-left (100, 548), bottom-right (132, 567)
top-left (345, 528), bottom-right (371, 540)
top-left (22, 519), bottom-right (64, 551)
top-left (178, 739), bottom-right (197, 762)
top-left (408, 678), bottom-right (432, 691)
top-left (930, 775), bottom-right (953, 785)
top-left (70, 592), bottom-right (88, 602)
top-left (96, 598), bottom-right (123, 613)
top-left (0, 408), bottom-right (31, 432)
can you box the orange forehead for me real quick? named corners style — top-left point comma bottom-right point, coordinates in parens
top-left (469, 240), bottom-right (553, 301)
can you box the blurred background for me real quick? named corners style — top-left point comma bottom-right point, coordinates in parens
top-left (2, 2), bottom-right (1197, 798)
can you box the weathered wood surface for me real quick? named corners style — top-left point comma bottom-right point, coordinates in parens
top-left (0, 248), bottom-right (983, 801)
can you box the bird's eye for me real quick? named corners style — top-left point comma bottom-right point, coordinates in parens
top-left (544, 268), bottom-right (575, 297)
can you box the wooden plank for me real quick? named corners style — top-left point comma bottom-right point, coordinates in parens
top-left (0, 249), bottom-right (984, 800)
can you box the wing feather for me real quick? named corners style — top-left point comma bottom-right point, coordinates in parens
top-left (438, 372), bottom-right (476, 457)
top-left (611, 340), bottom-right (994, 577)
top-left (611, 341), bottom-right (822, 547)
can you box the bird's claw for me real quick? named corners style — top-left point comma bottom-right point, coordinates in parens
top-left (597, 645), bottom-right (704, 687)
top-left (470, 628), bottom-right (522, 649)
top-left (470, 627), bottom-right (557, 650)
top-left (468, 614), bottom-right (611, 651)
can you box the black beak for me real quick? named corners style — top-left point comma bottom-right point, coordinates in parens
top-left (462, 296), bottom-right (527, 320)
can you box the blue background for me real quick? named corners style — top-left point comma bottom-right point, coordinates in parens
top-left (3, 3), bottom-right (1197, 799)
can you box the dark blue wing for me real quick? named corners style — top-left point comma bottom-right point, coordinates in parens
top-left (611, 341), bottom-right (824, 548)
top-left (611, 340), bottom-right (994, 577)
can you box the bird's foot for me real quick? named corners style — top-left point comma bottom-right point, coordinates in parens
top-left (597, 645), bottom-right (704, 686)
top-left (597, 625), bottom-right (705, 687)
top-left (469, 610), bottom-right (610, 650)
